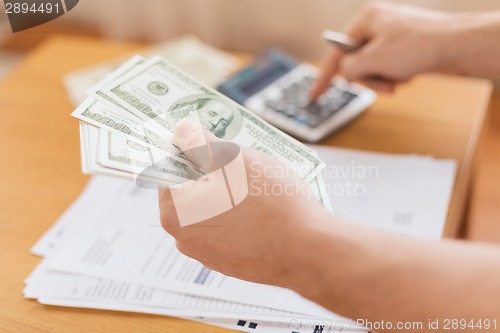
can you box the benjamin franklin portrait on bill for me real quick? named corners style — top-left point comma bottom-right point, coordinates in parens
top-left (166, 94), bottom-right (243, 140)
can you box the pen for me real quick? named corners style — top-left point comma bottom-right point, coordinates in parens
top-left (322, 30), bottom-right (362, 53)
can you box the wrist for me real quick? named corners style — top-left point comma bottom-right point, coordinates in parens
top-left (282, 216), bottom-right (380, 307)
top-left (277, 210), bottom-right (337, 293)
top-left (282, 217), bottom-right (418, 318)
top-left (441, 12), bottom-right (500, 77)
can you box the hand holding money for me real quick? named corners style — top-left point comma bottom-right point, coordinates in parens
top-left (71, 54), bottom-right (332, 212)
top-left (160, 120), bottom-right (334, 285)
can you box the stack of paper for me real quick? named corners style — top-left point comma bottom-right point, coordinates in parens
top-left (24, 146), bottom-right (456, 332)
top-left (24, 176), bottom-right (364, 333)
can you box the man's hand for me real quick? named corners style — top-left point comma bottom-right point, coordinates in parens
top-left (310, 1), bottom-right (500, 99)
top-left (158, 123), bottom-right (500, 330)
top-left (159, 121), bottom-right (332, 287)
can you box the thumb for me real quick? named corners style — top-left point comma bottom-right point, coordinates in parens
top-left (174, 120), bottom-right (231, 173)
top-left (174, 120), bottom-right (216, 150)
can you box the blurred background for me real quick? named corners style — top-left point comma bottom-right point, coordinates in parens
top-left (2, 0), bottom-right (500, 61)
top-left (2, 0), bottom-right (500, 81)
top-left (1, 0), bottom-right (500, 78)
top-left (0, 0), bottom-right (499, 241)
top-left (57, 0), bottom-right (500, 58)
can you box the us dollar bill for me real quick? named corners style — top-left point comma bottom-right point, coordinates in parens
top-left (94, 57), bottom-right (325, 182)
top-left (98, 129), bottom-right (199, 184)
top-left (79, 122), bottom-right (198, 186)
top-left (73, 97), bottom-right (204, 172)
top-left (73, 98), bottom-right (173, 156)
top-left (78, 56), bottom-right (212, 171)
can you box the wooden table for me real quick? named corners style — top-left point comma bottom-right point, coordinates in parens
top-left (0, 34), bottom-right (493, 333)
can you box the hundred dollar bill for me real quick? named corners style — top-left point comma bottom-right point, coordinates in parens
top-left (79, 122), bottom-right (193, 186)
top-left (73, 98), bottom-right (172, 154)
top-left (79, 122), bottom-right (133, 180)
top-left (97, 129), bottom-right (199, 184)
top-left (77, 56), bottom-right (207, 172)
top-left (94, 57), bottom-right (325, 182)
top-left (76, 55), bottom-right (180, 157)
top-left (72, 98), bottom-right (202, 175)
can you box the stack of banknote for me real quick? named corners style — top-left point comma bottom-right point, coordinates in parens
top-left (71, 55), bottom-right (331, 211)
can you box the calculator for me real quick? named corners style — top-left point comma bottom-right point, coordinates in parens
top-left (218, 49), bottom-right (376, 142)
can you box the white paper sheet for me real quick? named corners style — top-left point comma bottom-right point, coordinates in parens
top-left (311, 146), bottom-right (456, 240)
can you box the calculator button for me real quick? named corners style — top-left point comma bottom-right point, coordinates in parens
top-left (321, 88), bottom-right (341, 101)
top-left (264, 75), bottom-right (360, 131)
top-left (265, 88), bottom-right (282, 101)
top-left (339, 91), bottom-right (357, 104)
top-left (266, 101), bottom-right (297, 117)
top-left (283, 106), bottom-right (298, 117)
top-left (293, 112), bottom-right (309, 124)
top-left (318, 105), bottom-right (340, 118)
top-left (306, 115), bottom-right (321, 128)
top-left (265, 100), bottom-right (283, 111)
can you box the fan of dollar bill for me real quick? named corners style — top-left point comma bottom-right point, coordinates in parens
top-left (71, 55), bottom-right (332, 211)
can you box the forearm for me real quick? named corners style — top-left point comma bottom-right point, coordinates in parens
top-left (286, 218), bottom-right (500, 332)
top-left (444, 11), bottom-right (500, 78)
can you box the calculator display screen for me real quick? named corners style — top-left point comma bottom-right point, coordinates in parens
top-left (240, 64), bottom-right (290, 96)
top-left (218, 49), bottom-right (298, 104)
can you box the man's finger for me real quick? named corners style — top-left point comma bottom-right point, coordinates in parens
top-left (339, 52), bottom-right (372, 82)
top-left (339, 43), bottom-right (398, 92)
top-left (158, 187), bottom-right (181, 232)
top-left (174, 120), bottom-right (242, 174)
top-left (309, 4), bottom-right (373, 101)
top-left (174, 120), bottom-right (220, 171)
top-left (363, 77), bottom-right (396, 93)
top-left (339, 39), bottom-right (386, 82)
top-left (309, 48), bottom-right (343, 101)
top-left (174, 120), bottom-right (213, 152)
